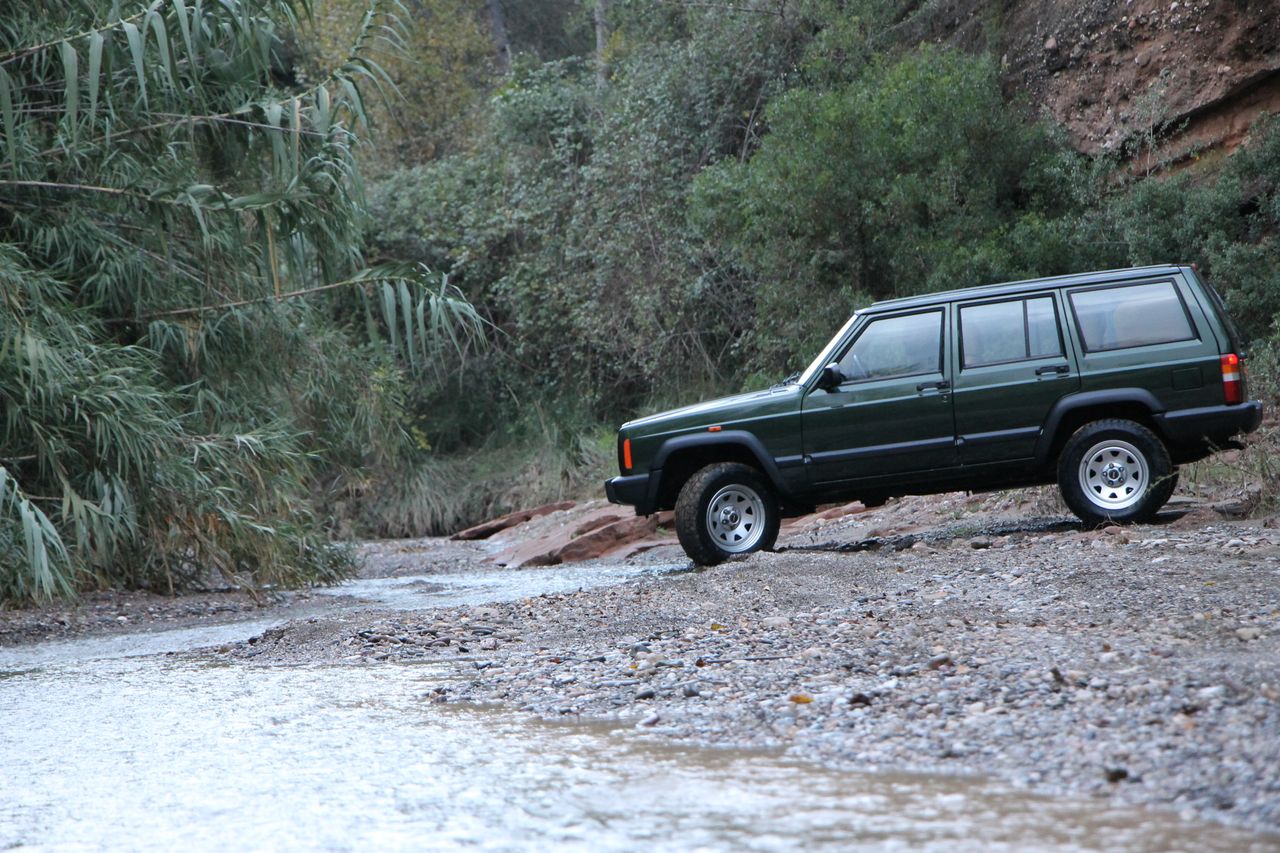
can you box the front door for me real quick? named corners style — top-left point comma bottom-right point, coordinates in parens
top-left (802, 308), bottom-right (957, 487)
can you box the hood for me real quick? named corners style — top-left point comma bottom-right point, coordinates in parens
top-left (622, 385), bottom-right (801, 432)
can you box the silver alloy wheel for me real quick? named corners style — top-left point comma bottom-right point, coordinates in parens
top-left (1078, 438), bottom-right (1149, 511)
top-left (705, 483), bottom-right (766, 553)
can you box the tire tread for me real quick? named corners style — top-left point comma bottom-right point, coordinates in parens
top-left (675, 462), bottom-right (779, 565)
top-left (1057, 418), bottom-right (1174, 526)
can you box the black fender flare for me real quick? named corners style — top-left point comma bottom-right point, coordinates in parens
top-left (650, 430), bottom-right (793, 500)
top-left (1034, 389), bottom-right (1167, 464)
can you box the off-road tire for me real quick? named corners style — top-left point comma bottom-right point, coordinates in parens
top-left (675, 462), bottom-right (780, 566)
top-left (1057, 419), bottom-right (1176, 526)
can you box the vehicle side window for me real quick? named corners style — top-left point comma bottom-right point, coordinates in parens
top-left (838, 311), bottom-right (942, 381)
top-left (1069, 281), bottom-right (1196, 352)
top-left (960, 296), bottom-right (1063, 368)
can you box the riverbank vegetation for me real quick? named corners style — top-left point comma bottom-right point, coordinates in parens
top-left (4, 0), bottom-right (1280, 601)
top-left (0, 0), bottom-right (482, 600)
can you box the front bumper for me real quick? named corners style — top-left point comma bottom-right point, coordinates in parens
top-left (604, 473), bottom-right (656, 515)
top-left (1157, 400), bottom-right (1263, 445)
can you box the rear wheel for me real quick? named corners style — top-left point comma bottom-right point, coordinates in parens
top-left (675, 462), bottom-right (780, 565)
top-left (1057, 419), bottom-right (1176, 525)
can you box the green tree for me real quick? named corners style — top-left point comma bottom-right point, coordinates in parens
top-left (691, 47), bottom-right (1053, 372)
top-left (0, 0), bottom-right (481, 601)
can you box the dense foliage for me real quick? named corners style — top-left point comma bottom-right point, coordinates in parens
top-left (0, 0), bottom-right (481, 601)
top-left (368, 1), bottom-right (1280, 421)
top-left (7, 0), bottom-right (1280, 600)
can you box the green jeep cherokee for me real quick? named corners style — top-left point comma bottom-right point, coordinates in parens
top-left (605, 265), bottom-right (1263, 565)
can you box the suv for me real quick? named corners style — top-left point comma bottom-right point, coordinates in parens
top-left (605, 265), bottom-right (1262, 565)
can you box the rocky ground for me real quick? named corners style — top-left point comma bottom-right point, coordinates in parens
top-left (209, 491), bottom-right (1280, 838)
top-left (903, 0), bottom-right (1280, 159)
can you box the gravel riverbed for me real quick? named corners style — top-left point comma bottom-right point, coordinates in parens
top-left (217, 496), bottom-right (1280, 838)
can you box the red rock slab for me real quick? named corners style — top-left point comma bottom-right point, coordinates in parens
top-left (572, 512), bottom-right (625, 537)
top-left (450, 500), bottom-right (576, 540)
top-left (779, 501), bottom-right (868, 535)
top-left (491, 515), bottom-right (659, 569)
top-left (603, 536), bottom-right (681, 561)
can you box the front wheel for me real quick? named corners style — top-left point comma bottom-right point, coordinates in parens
top-left (675, 462), bottom-right (780, 565)
top-left (1057, 419), bottom-right (1176, 526)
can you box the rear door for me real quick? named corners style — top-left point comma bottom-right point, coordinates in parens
top-left (802, 308), bottom-right (957, 485)
top-left (1063, 276), bottom-right (1223, 411)
top-left (952, 292), bottom-right (1080, 464)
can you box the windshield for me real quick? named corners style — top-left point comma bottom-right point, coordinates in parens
top-left (797, 311), bottom-right (860, 386)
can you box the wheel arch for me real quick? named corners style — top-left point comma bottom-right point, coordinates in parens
top-left (651, 431), bottom-right (788, 512)
top-left (1035, 390), bottom-right (1166, 467)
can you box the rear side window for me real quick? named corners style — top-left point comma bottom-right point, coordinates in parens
top-left (960, 296), bottom-right (1063, 368)
top-left (839, 310), bottom-right (942, 381)
top-left (1069, 281), bottom-right (1196, 352)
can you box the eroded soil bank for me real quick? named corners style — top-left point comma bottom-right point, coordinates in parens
top-left (203, 493), bottom-right (1280, 838)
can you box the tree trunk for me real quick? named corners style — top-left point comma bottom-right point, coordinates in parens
top-left (594, 0), bottom-right (610, 88)
top-left (486, 0), bottom-right (511, 75)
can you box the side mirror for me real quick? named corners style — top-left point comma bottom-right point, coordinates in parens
top-left (817, 362), bottom-right (844, 391)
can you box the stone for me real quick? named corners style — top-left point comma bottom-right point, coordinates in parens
top-left (450, 500), bottom-right (575, 540)
top-left (492, 514), bottom-right (659, 568)
top-left (926, 652), bottom-right (953, 670)
top-left (762, 616), bottom-right (790, 629)
top-left (1236, 627), bottom-right (1262, 642)
top-left (635, 687), bottom-right (656, 700)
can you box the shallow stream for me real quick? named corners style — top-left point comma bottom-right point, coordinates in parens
top-left (1, 567), bottom-right (1275, 851)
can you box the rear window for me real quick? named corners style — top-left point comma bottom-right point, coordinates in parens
top-left (960, 296), bottom-right (1063, 368)
top-left (1069, 281), bottom-right (1196, 353)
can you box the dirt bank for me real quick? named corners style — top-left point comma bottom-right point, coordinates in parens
top-left (214, 493), bottom-right (1280, 838)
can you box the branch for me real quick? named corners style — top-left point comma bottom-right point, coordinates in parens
top-left (141, 275), bottom-right (401, 319)
top-left (0, 8), bottom-right (150, 66)
top-left (655, 0), bottom-right (785, 16)
top-left (0, 179), bottom-right (144, 198)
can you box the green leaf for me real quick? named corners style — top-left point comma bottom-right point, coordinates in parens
top-left (60, 42), bottom-right (79, 142)
top-left (172, 0), bottom-right (195, 62)
top-left (122, 21), bottom-right (148, 107)
top-left (340, 78), bottom-right (367, 128)
top-left (380, 282), bottom-right (399, 354)
top-left (0, 66), bottom-right (15, 174)
top-left (264, 101), bottom-right (285, 175)
top-left (87, 31), bottom-right (104, 126)
top-left (149, 13), bottom-right (175, 91)
top-left (314, 85), bottom-right (330, 133)
top-left (398, 279), bottom-right (416, 370)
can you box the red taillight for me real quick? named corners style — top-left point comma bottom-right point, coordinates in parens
top-left (622, 438), bottom-right (632, 472)
top-left (1221, 353), bottom-right (1243, 404)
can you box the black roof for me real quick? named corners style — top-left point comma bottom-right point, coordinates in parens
top-left (865, 265), bottom-right (1188, 313)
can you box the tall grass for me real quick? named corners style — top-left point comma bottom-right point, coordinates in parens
top-left (357, 419), bottom-right (615, 538)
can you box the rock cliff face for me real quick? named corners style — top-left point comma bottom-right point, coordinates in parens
top-left (896, 0), bottom-right (1280, 157)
